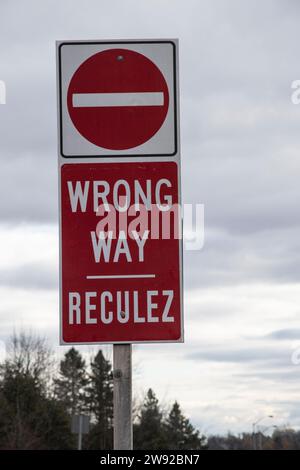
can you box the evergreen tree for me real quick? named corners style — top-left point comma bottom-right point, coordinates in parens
top-left (0, 333), bottom-right (73, 449)
top-left (0, 368), bottom-right (74, 449)
top-left (133, 389), bottom-right (167, 449)
top-left (165, 401), bottom-right (205, 450)
top-left (86, 350), bottom-right (113, 449)
top-left (54, 348), bottom-right (88, 416)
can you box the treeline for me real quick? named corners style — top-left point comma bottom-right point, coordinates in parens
top-left (208, 430), bottom-right (300, 450)
top-left (0, 332), bottom-right (205, 450)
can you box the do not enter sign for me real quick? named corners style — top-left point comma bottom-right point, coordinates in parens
top-left (67, 49), bottom-right (169, 151)
top-left (58, 41), bottom-right (178, 157)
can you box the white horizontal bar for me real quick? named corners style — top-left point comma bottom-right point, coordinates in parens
top-left (72, 92), bottom-right (164, 108)
top-left (86, 274), bottom-right (156, 279)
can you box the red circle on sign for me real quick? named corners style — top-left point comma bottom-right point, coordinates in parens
top-left (67, 49), bottom-right (169, 150)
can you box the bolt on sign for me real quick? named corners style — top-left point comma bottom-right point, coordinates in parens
top-left (56, 40), bottom-right (183, 344)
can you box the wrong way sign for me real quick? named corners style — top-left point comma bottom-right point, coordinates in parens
top-left (56, 39), bottom-right (182, 344)
top-left (60, 162), bottom-right (182, 343)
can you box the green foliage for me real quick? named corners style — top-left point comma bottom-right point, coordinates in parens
top-left (0, 333), bottom-right (206, 450)
top-left (165, 401), bottom-right (206, 449)
top-left (85, 350), bottom-right (113, 449)
top-left (54, 347), bottom-right (88, 416)
top-left (207, 430), bottom-right (300, 450)
top-left (0, 336), bottom-right (74, 449)
top-left (134, 389), bottom-right (167, 450)
top-left (133, 390), bottom-right (206, 450)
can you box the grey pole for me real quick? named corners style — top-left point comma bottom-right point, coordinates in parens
top-left (78, 414), bottom-right (83, 450)
top-left (113, 344), bottom-right (133, 450)
top-left (252, 423), bottom-right (256, 450)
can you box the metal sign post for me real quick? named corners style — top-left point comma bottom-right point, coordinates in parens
top-left (78, 414), bottom-right (83, 451)
top-left (113, 344), bottom-right (132, 450)
top-left (71, 414), bottom-right (90, 450)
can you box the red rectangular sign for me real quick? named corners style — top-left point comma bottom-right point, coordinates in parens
top-left (60, 161), bottom-right (183, 343)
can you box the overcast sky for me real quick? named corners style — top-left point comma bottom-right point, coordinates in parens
top-left (1, 0), bottom-right (300, 435)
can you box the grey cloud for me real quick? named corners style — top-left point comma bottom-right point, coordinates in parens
top-left (184, 226), bottom-right (300, 289)
top-left (0, 262), bottom-right (57, 290)
top-left (183, 152), bottom-right (300, 235)
top-left (0, 155), bottom-right (57, 222)
top-left (186, 346), bottom-right (291, 365)
top-left (234, 369), bottom-right (300, 385)
top-left (265, 329), bottom-right (300, 341)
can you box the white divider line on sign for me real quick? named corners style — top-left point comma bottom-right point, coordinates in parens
top-left (72, 92), bottom-right (164, 108)
top-left (86, 274), bottom-right (156, 279)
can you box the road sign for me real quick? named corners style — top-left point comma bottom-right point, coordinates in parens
top-left (56, 40), bottom-right (182, 345)
top-left (67, 48), bottom-right (169, 150)
top-left (57, 40), bottom-right (177, 157)
top-left (60, 161), bottom-right (182, 343)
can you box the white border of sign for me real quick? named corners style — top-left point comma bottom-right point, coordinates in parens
top-left (56, 39), bottom-right (183, 345)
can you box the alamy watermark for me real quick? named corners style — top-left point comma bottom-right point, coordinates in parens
top-left (67, 180), bottom-right (205, 252)
top-left (291, 342), bottom-right (300, 365)
top-left (0, 80), bottom-right (6, 104)
top-left (92, 201), bottom-right (205, 252)
top-left (291, 80), bottom-right (300, 104)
